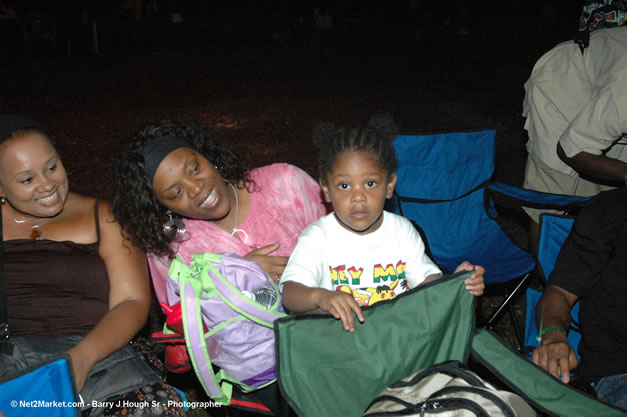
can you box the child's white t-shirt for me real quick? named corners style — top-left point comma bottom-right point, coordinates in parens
top-left (279, 211), bottom-right (441, 306)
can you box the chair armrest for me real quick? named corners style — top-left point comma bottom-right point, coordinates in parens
top-left (486, 182), bottom-right (591, 211)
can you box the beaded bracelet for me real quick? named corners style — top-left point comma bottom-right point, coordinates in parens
top-left (536, 327), bottom-right (567, 344)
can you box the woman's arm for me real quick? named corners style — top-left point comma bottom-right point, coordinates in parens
top-left (66, 201), bottom-right (152, 391)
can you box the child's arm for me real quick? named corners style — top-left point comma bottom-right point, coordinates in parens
top-left (282, 281), bottom-right (364, 332)
top-left (421, 273), bottom-right (442, 285)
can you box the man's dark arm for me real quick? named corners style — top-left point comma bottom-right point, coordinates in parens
top-left (557, 142), bottom-right (627, 184)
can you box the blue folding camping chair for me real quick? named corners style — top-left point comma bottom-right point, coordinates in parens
top-left (0, 354), bottom-right (79, 417)
top-left (523, 213), bottom-right (582, 359)
top-left (388, 129), bottom-right (588, 348)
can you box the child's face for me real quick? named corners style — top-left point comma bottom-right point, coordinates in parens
top-left (321, 150), bottom-right (396, 235)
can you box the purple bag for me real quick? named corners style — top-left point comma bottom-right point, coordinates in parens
top-left (166, 252), bottom-right (286, 405)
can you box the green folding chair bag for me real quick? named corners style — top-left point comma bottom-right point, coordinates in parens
top-left (276, 271), bottom-right (627, 417)
top-left (275, 271), bottom-right (475, 417)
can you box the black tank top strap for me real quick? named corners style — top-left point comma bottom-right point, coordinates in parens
top-left (93, 199), bottom-right (101, 243)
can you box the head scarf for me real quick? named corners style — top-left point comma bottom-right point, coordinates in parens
top-left (576, 1), bottom-right (626, 51)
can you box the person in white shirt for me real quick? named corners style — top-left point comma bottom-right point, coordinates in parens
top-left (522, 26), bottom-right (627, 251)
top-left (280, 114), bottom-right (485, 332)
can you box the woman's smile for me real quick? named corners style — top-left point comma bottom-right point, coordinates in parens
top-left (35, 190), bottom-right (60, 205)
top-left (199, 187), bottom-right (218, 208)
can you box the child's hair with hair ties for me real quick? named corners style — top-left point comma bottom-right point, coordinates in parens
top-left (312, 113), bottom-right (399, 184)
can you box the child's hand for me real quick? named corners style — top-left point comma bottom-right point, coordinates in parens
top-left (455, 261), bottom-right (485, 296)
top-left (316, 290), bottom-right (364, 332)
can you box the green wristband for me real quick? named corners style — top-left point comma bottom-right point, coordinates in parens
top-left (536, 327), bottom-right (567, 344)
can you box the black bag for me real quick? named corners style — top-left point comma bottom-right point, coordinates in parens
top-left (0, 336), bottom-right (162, 417)
top-left (363, 360), bottom-right (536, 417)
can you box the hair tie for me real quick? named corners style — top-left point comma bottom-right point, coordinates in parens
top-left (142, 135), bottom-right (192, 185)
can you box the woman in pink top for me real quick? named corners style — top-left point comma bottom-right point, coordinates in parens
top-left (110, 117), bottom-right (328, 305)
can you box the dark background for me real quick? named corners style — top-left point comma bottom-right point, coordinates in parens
top-left (1, 0), bottom-right (582, 198)
top-left (1, 1), bottom-right (584, 414)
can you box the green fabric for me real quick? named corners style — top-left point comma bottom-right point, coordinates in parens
top-left (179, 273), bottom-right (233, 405)
top-left (275, 271), bottom-right (475, 417)
top-left (471, 329), bottom-right (627, 417)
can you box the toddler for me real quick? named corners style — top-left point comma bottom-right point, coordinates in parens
top-left (279, 114), bottom-right (485, 331)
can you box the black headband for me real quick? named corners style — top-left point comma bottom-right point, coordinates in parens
top-left (0, 114), bottom-right (45, 142)
top-left (142, 135), bottom-right (193, 185)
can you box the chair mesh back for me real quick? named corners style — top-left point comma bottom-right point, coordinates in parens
top-left (393, 130), bottom-right (495, 201)
top-left (390, 130), bottom-right (526, 278)
top-left (537, 215), bottom-right (575, 281)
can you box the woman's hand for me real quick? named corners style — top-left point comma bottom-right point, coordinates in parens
top-left (245, 242), bottom-right (289, 283)
top-left (455, 261), bottom-right (485, 296)
top-left (66, 344), bottom-right (97, 392)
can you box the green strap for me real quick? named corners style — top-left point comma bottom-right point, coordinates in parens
top-left (471, 329), bottom-right (627, 417)
top-left (180, 280), bottom-right (233, 405)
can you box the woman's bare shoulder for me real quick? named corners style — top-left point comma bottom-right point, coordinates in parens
top-left (61, 193), bottom-right (100, 221)
top-left (44, 193), bottom-right (101, 243)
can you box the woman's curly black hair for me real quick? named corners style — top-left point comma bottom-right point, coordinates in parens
top-left (313, 113), bottom-right (399, 184)
top-left (110, 117), bottom-right (251, 258)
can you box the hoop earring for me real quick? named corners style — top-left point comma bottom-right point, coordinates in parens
top-left (163, 210), bottom-right (186, 237)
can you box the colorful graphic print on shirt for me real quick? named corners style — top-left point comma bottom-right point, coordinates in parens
top-left (330, 260), bottom-right (409, 306)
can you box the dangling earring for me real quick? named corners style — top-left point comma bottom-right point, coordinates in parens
top-left (0, 196), bottom-right (5, 205)
top-left (163, 210), bottom-right (186, 237)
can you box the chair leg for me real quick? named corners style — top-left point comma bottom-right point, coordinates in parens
top-left (485, 272), bottom-right (531, 329)
top-left (482, 272), bottom-right (532, 352)
top-left (507, 300), bottom-right (524, 351)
